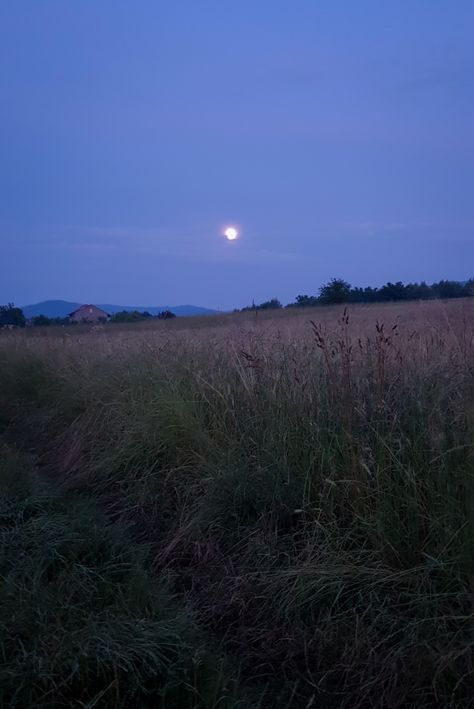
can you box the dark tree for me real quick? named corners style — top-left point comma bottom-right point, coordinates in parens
top-left (465, 279), bottom-right (474, 296)
top-left (288, 277), bottom-right (473, 309)
top-left (319, 278), bottom-right (352, 305)
top-left (349, 286), bottom-right (380, 303)
top-left (110, 310), bottom-right (144, 323)
top-left (404, 282), bottom-right (433, 300)
top-left (157, 310), bottom-right (176, 320)
top-left (241, 299), bottom-right (282, 312)
top-left (290, 294), bottom-right (320, 308)
top-left (0, 303), bottom-right (26, 327)
top-left (257, 298), bottom-right (282, 310)
top-left (378, 282), bottom-right (408, 302)
top-left (431, 280), bottom-right (467, 299)
top-left (32, 315), bottom-right (52, 326)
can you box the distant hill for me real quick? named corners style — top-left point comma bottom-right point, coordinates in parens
top-left (98, 303), bottom-right (219, 317)
top-left (22, 301), bottom-right (81, 319)
top-left (22, 300), bottom-right (218, 319)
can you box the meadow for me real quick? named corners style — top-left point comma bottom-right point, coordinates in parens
top-left (1, 299), bottom-right (473, 707)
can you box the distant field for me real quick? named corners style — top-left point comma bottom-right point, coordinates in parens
top-left (1, 298), bottom-right (473, 707)
top-left (17, 294), bottom-right (474, 338)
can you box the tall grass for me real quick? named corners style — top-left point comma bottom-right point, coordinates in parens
top-left (1, 299), bottom-right (473, 707)
top-left (0, 445), bottom-right (244, 707)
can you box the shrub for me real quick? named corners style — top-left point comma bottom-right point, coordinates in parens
top-left (0, 303), bottom-right (26, 327)
top-left (157, 310), bottom-right (177, 319)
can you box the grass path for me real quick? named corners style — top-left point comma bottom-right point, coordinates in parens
top-left (0, 441), bottom-right (245, 708)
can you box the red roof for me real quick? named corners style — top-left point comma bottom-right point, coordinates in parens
top-left (68, 304), bottom-right (110, 317)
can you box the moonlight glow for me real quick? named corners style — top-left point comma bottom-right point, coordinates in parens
top-left (224, 227), bottom-right (238, 241)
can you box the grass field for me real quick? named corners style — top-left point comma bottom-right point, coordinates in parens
top-left (1, 299), bottom-right (473, 707)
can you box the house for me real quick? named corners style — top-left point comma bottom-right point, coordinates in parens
top-left (68, 304), bottom-right (110, 323)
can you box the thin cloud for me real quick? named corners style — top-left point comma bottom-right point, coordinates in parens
top-left (57, 225), bottom-right (303, 265)
top-left (339, 219), bottom-right (474, 234)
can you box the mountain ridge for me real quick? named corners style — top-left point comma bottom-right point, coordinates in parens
top-left (21, 300), bottom-right (218, 319)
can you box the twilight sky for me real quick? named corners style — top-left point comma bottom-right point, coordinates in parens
top-left (1, 1), bottom-right (473, 309)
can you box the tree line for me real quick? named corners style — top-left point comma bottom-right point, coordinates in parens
top-left (237, 278), bottom-right (474, 311)
top-left (108, 310), bottom-right (176, 323)
top-left (2, 279), bottom-right (473, 328)
top-left (0, 304), bottom-right (176, 328)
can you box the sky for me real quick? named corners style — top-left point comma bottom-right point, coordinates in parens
top-left (1, 1), bottom-right (473, 310)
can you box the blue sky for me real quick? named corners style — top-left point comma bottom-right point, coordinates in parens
top-left (1, 1), bottom-right (473, 309)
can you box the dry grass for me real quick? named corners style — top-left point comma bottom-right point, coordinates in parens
top-left (1, 298), bottom-right (474, 707)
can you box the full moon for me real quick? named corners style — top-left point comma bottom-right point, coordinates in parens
top-left (224, 226), bottom-right (238, 241)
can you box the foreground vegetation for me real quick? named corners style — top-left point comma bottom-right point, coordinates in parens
top-left (0, 444), bottom-right (241, 707)
top-left (1, 299), bottom-right (473, 707)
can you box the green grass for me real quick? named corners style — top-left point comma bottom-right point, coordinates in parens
top-left (1, 300), bottom-right (473, 707)
top-left (0, 444), bottom-right (243, 708)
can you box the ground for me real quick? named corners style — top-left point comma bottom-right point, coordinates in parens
top-left (1, 299), bottom-right (473, 707)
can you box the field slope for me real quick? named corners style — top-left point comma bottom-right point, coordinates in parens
top-left (1, 299), bottom-right (473, 707)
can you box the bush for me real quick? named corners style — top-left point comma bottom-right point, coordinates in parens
top-left (289, 294), bottom-right (320, 308)
top-left (157, 310), bottom-right (177, 320)
top-left (241, 298), bottom-right (282, 311)
top-left (0, 303), bottom-right (26, 327)
top-left (111, 310), bottom-right (146, 323)
top-left (32, 314), bottom-right (53, 326)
